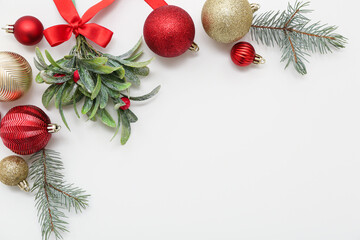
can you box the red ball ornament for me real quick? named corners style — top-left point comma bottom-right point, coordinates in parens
top-left (3, 16), bottom-right (44, 46)
top-left (120, 97), bottom-right (131, 110)
top-left (144, 5), bottom-right (198, 58)
top-left (0, 105), bottom-right (60, 155)
top-left (231, 42), bottom-right (265, 67)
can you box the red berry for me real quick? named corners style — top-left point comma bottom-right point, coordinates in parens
top-left (54, 73), bottom-right (66, 78)
top-left (120, 97), bottom-right (131, 110)
top-left (73, 70), bottom-right (80, 83)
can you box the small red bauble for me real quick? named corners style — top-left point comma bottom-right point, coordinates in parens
top-left (120, 97), bottom-right (131, 110)
top-left (4, 16), bottom-right (44, 46)
top-left (0, 105), bottom-right (60, 155)
top-left (144, 5), bottom-right (196, 58)
top-left (231, 42), bottom-right (265, 67)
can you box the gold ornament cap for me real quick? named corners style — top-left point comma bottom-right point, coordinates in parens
top-left (202, 0), bottom-right (259, 44)
top-left (0, 156), bottom-right (30, 192)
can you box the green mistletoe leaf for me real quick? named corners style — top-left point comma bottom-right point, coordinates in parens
top-left (56, 83), bottom-right (71, 131)
top-left (81, 97), bottom-right (93, 115)
top-left (79, 58), bottom-right (122, 75)
top-left (89, 97), bottom-right (100, 119)
top-left (125, 109), bottom-right (138, 123)
top-left (102, 78), bottom-right (131, 92)
top-left (35, 73), bottom-right (44, 83)
top-left (116, 37), bottom-right (143, 59)
top-left (91, 75), bottom-right (102, 100)
top-left (62, 83), bottom-right (78, 106)
top-left (132, 67), bottom-right (150, 77)
top-left (99, 87), bottom-right (109, 109)
top-left (118, 58), bottom-right (153, 68)
top-left (40, 71), bottom-right (71, 84)
top-left (42, 84), bottom-right (62, 108)
top-left (35, 47), bottom-right (47, 68)
top-left (78, 68), bottom-right (95, 93)
top-left (124, 68), bottom-right (140, 87)
top-left (129, 85), bottom-right (161, 101)
top-left (120, 110), bottom-right (131, 145)
top-left (98, 109), bottom-right (116, 128)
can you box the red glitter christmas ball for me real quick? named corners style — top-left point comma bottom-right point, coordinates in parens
top-left (0, 105), bottom-right (60, 155)
top-left (143, 5), bottom-right (195, 58)
top-left (13, 16), bottom-right (44, 46)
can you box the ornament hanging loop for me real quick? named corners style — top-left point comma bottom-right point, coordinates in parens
top-left (250, 3), bottom-right (260, 13)
top-left (189, 42), bottom-right (200, 52)
top-left (2, 25), bottom-right (14, 33)
top-left (254, 54), bottom-right (265, 64)
top-left (48, 124), bottom-right (61, 133)
top-left (18, 180), bottom-right (30, 192)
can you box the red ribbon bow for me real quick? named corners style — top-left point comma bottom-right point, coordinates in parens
top-left (44, 0), bottom-right (115, 48)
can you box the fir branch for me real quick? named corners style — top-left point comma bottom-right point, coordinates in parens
top-left (29, 149), bottom-right (89, 240)
top-left (251, 1), bottom-right (347, 74)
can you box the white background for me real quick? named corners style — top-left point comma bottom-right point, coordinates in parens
top-left (0, 0), bottom-right (359, 239)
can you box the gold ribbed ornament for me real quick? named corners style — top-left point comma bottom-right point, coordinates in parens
top-left (202, 0), bottom-right (259, 44)
top-left (0, 52), bottom-right (32, 102)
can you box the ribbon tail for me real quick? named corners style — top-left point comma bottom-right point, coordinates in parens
top-left (53, 0), bottom-right (81, 24)
top-left (79, 23), bottom-right (113, 48)
top-left (144, 0), bottom-right (168, 10)
top-left (82, 0), bottom-right (116, 24)
top-left (44, 25), bottom-right (74, 47)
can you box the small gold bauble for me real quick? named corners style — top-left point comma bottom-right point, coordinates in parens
top-left (202, 0), bottom-right (258, 44)
top-left (0, 156), bottom-right (30, 191)
top-left (0, 52), bottom-right (32, 102)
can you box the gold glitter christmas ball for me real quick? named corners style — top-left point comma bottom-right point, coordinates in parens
top-left (0, 52), bottom-right (32, 102)
top-left (202, 0), bottom-right (258, 44)
top-left (0, 156), bottom-right (29, 191)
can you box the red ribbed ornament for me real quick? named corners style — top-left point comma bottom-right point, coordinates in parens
top-left (231, 42), bottom-right (264, 67)
top-left (0, 105), bottom-right (60, 155)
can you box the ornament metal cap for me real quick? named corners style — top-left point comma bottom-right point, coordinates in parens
top-left (47, 124), bottom-right (61, 133)
top-left (253, 54), bottom-right (266, 64)
top-left (2, 25), bottom-right (14, 33)
top-left (250, 3), bottom-right (260, 13)
top-left (189, 42), bottom-right (200, 52)
top-left (18, 180), bottom-right (30, 192)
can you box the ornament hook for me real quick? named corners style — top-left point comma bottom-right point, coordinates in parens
top-left (254, 54), bottom-right (266, 64)
top-left (250, 3), bottom-right (260, 13)
top-left (189, 42), bottom-right (200, 52)
top-left (47, 124), bottom-right (61, 133)
top-left (18, 180), bottom-right (30, 192)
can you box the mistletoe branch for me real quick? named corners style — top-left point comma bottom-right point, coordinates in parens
top-left (251, 1), bottom-right (347, 74)
top-left (34, 36), bottom-right (160, 145)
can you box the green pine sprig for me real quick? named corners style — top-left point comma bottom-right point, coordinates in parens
top-left (34, 36), bottom-right (160, 145)
top-left (250, 1), bottom-right (347, 74)
top-left (29, 149), bottom-right (89, 240)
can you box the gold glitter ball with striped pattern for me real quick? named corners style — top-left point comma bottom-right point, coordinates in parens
top-left (0, 52), bottom-right (32, 102)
